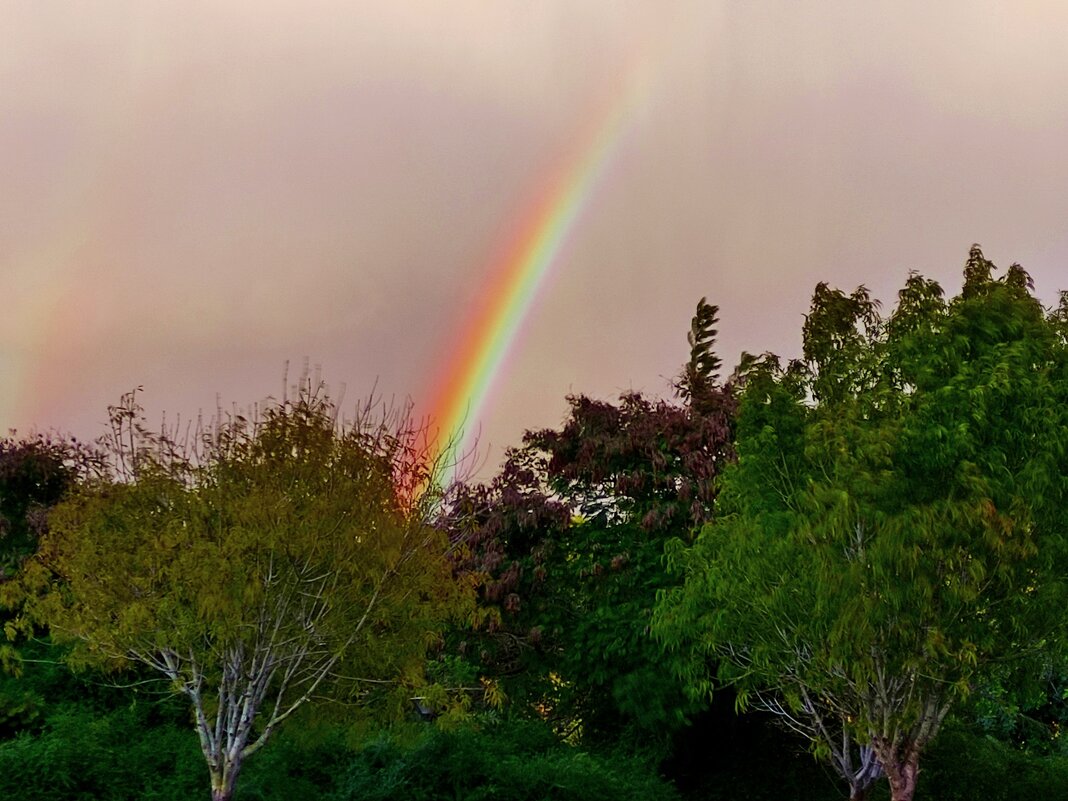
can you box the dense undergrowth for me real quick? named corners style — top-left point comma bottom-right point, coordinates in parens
top-left (4, 642), bottom-right (1068, 801)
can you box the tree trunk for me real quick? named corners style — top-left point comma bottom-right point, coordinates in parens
top-left (885, 756), bottom-right (919, 801)
top-left (210, 758), bottom-right (243, 801)
top-left (871, 739), bottom-right (920, 801)
top-left (848, 784), bottom-right (871, 801)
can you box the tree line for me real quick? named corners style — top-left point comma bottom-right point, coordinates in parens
top-left (3, 245), bottom-right (1068, 801)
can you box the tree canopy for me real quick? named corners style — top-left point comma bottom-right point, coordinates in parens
top-left (446, 300), bottom-right (736, 747)
top-left (0, 434), bottom-right (97, 674)
top-left (14, 388), bottom-right (472, 801)
top-left (0, 434), bottom-right (92, 581)
top-left (655, 247), bottom-right (1068, 801)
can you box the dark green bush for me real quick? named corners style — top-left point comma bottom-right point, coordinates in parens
top-left (919, 724), bottom-right (1068, 801)
top-left (0, 704), bottom-right (203, 801)
top-left (20, 648), bottom-right (1068, 801)
top-left (235, 727), bottom-right (349, 801)
top-left (327, 718), bottom-right (681, 801)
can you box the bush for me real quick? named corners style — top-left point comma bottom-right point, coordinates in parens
top-left (0, 704), bottom-right (203, 801)
top-left (328, 718), bottom-right (681, 801)
top-left (235, 727), bottom-right (349, 801)
top-left (919, 722), bottom-right (1068, 801)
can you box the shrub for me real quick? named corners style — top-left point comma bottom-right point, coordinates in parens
top-left (328, 718), bottom-right (681, 801)
top-left (919, 723), bottom-right (1068, 801)
top-left (0, 705), bottom-right (203, 801)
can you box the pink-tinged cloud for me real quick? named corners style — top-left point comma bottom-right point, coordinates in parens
top-left (4, 2), bottom-right (1068, 477)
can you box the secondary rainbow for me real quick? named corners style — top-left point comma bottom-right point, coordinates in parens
top-left (426, 56), bottom-right (652, 484)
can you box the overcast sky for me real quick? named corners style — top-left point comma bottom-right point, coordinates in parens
top-left (4, 1), bottom-right (1068, 473)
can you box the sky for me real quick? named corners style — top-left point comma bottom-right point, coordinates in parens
top-left (4, 1), bottom-right (1068, 476)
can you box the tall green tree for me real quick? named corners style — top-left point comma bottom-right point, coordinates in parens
top-left (14, 387), bottom-right (472, 801)
top-left (655, 247), bottom-right (1068, 801)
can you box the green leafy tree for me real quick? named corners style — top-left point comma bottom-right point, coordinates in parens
top-left (655, 247), bottom-right (1068, 801)
top-left (13, 387), bottom-right (472, 801)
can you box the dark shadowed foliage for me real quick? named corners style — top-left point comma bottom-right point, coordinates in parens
top-left (442, 300), bottom-right (736, 749)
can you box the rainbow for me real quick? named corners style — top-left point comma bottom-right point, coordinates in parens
top-left (425, 55), bottom-right (653, 486)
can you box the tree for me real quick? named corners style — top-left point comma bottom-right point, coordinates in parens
top-left (447, 300), bottom-right (735, 746)
top-left (14, 386), bottom-right (472, 801)
top-left (0, 434), bottom-right (91, 579)
top-left (0, 434), bottom-right (97, 674)
top-left (676, 296), bottom-right (725, 416)
top-left (655, 247), bottom-right (1068, 801)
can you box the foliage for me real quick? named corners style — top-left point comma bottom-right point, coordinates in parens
top-left (0, 700), bottom-right (204, 801)
top-left (919, 720), bottom-right (1068, 801)
top-left (0, 434), bottom-right (97, 674)
top-left (655, 247), bottom-right (1068, 800)
top-left (0, 434), bottom-right (90, 576)
top-left (447, 301), bottom-right (735, 745)
top-left (527, 389), bottom-right (733, 532)
top-left (12, 386), bottom-right (473, 800)
top-left (328, 717), bottom-right (681, 801)
top-left (964, 660), bottom-right (1068, 754)
top-left (676, 297), bottom-right (725, 415)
